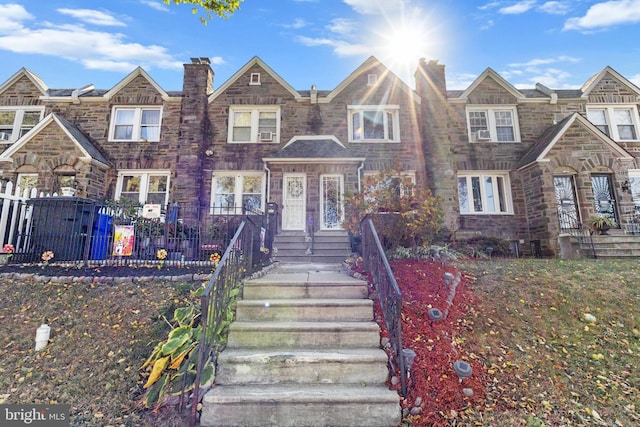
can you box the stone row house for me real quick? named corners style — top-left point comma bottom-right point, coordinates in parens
top-left (1, 55), bottom-right (639, 256)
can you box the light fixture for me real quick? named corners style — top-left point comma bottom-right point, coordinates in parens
top-left (622, 180), bottom-right (631, 194)
top-left (443, 272), bottom-right (454, 287)
top-left (453, 360), bottom-right (473, 382)
top-left (402, 348), bottom-right (417, 378)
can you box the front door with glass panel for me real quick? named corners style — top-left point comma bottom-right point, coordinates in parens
top-left (282, 174), bottom-right (306, 231)
top-left (320, 175), bottom-right (344, 230)
top-left (591, 174), bottom-right (618, 224)
top-left (554, 176), bottom-right (580, 229)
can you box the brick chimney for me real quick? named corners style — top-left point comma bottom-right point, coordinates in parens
top-left (175, 58), bottom-right (214, 207)
top-left (415, 58), bottom-right (446, 99)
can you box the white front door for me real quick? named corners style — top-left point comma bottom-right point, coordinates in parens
top-left (282, 174), bottom-right (306, 230)
top-left (320, 174), bottom-right (344, 230)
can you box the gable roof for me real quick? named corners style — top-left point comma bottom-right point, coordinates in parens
top-left (326, 56), bottom-right (420, 103)
top-left (518, 112), bottom-right (633, 170)
top-left (262, 135), bottom-right (365, 163)
top-left (0, 68), bottom-right (48, 97)
top-left (458, 67), bottom-right (524, 101)
top-left (581, 65), bottom-right (640, 99)
top-left (209, 56), bottom-right (300, 102)
top-left (102, 66), bottom-right (172, 101)
top-left (0, 113), bottom-right (111, 169)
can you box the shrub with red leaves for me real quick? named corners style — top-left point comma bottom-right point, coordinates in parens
top-left (368, 259), bottom-right (486, 426)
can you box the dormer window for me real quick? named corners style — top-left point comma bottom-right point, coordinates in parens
top-left (587, 106), bottom-right (639, 141)
top-left (250, 73), bottom-right (261, 85)
top-left (367, 74), bottom-right (378, 86)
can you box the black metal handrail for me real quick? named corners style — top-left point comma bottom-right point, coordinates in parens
top-left (189, 212), bottom-right (265, 424)
top-left (558, 211), bottom-right (596, 258)
top-left (360, 215), bottom-right (408, 396)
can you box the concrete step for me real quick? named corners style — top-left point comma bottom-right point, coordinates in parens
top-left (201, 384), bottom-right (400, 427)
top-left (236, 298), bottom-right (373, 322)
top-left (227, 321), bottom-right (381, 349)
top-left (243, 274), bottom-right (369, 300)
top-left (216, 348), bottom-right (390, 385)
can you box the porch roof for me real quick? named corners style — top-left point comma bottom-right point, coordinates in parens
top-left (263, 136), bottom-right (365, 163)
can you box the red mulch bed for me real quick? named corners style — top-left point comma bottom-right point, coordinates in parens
top-left (358, 258), bottom-right (486, 426)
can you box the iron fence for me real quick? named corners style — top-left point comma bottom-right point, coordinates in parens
top-left (360, 215), bottom-right (409, 397)
top-left (7, 197), bottom-right (266, 268)
top-left (558, 210), bottom-right (596, 258)
top-left (189, 213), bottom-right (264, 424)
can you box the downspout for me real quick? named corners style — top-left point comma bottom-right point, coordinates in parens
top-left (357, 161), bottom-right (364, 192)
top-left (263, 162), bottom-right (271, 202)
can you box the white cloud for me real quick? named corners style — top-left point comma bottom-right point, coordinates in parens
top-left (140, 0), bottom-right (170, 12)
top-left (478, 2), bottom-right (502, 11)
top-left (508, 56), bottom-right (581, 67)
top-left (564, 0), bottom-right (640, 31)
top-left (327, 18), bottom-right (355, 36)
top-left (283, 18), bottom-right (309, 29)
top-left (0, 4), bottom-right (34, 33)
top-left (480, 19), bottom-right (495, 30)
top-left (57, 8), bottom-right (126, 26)
top-left (629, 73), bottom-right (640, 88)
top-left (499, 1), bottom-right (538, 15)
top-left (0, 7), bottom-right (182, 74)
top-left (210, 56), bottom-right (225, 65)
top-left (537, 1), bottom-right (571, 15)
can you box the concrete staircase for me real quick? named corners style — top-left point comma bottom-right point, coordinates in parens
top-left (273, 231), bottom-right (353, 264)
top-left (200, 263), bottom-right (400, 427)
top-left (579, 230), bottom-right (640, 257)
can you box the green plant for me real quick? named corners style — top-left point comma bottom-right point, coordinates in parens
top-left (588, 215), bottom-right (617, 230)
top-left (342, 165), bottom-right (444, 252)
top-left (140, 282), bottom-right (240, 410)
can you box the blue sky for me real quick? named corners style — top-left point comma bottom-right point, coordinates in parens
top-left (0, 0), bottom-right (639, 92)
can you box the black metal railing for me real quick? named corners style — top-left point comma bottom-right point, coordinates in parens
top-left (8, 197), bottom-right (267, 268)
top-left (558, 211), bottom-right (596, 258)
top-left (360, 215), bottom-right (408, 396)
top-left (189, 212), bottom-right (265, 424)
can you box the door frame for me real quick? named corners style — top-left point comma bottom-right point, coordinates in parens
top-left (319, 174), bottom-right (344, 230)
top-left (282, 173), bottom-right (307, 231)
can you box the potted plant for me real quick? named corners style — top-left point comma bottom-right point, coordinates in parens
top-left (589, 215), bottom-right (617, 235)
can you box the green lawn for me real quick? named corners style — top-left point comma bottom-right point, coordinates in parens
top-left (455, 258), bottom-right (640, 427)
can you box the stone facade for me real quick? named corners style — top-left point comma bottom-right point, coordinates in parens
top-left (1, 57), bottom-right (640, 255)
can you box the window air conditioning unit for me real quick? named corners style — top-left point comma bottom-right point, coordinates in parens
top-left (0, 132), bottom-right (10, 141)
top-left (476, 130), bottom-right (491, 140)
top-left (259, 131), bottom-right (273, 142)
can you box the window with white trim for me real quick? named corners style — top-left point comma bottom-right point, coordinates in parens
top-left (109, 106), bottom-right (162, 142)
top-left (628, 170), bottom-right (640, 208)
top-left (362, 171), bottom-right (416, 207)
top-left (348, 105), bottom-right (400, 142)
top-left (466, 106), bottom-right (520, 142)
top-left (16, 173), bottom-right (38, 196)
top-left (0, 107), bottom-right (45, 143)
top-left (211, 172), bottom-right (265, 214)
top-left (587, 106), bottom-right (639, 141)
top-left (115, 171), bottom-right (169, 205)
top-left (228, 106), bottom-right (279, 143)
top-left (457, 172), bottom-right (513, 214)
